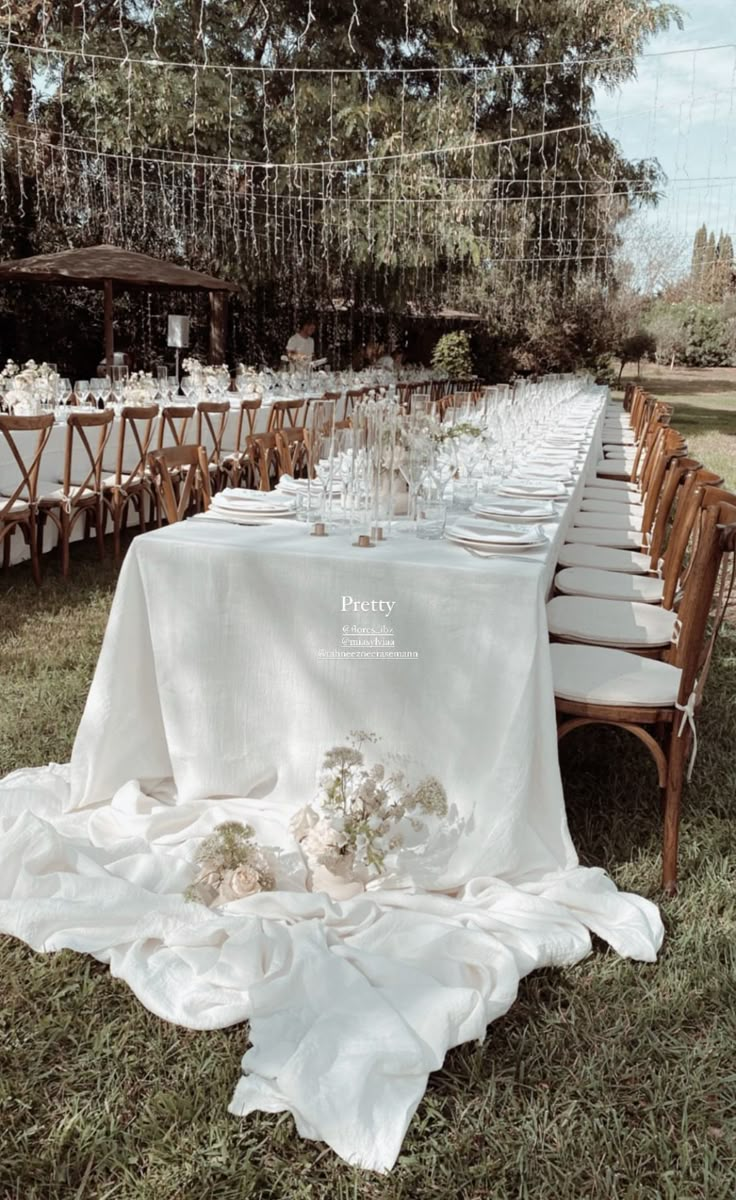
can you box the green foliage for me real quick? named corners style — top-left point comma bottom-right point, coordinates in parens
top-left (645, 300), bottom-right (736, 369)
top-left (431, 330), bottom-right (475, 377)
top-left (684, 305), bottom-right (732, 367)
top-left (689, 224), bottom-right (734, 303)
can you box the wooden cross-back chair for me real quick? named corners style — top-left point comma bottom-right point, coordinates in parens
top-left (245, 432), bottom-right (287, 491)
top-left (149, 445), bottom-right (211, 524)
top-left (267, 398), bottom-right (306, 432)
top-left (103, 404), bottom-right (159, 564)
top-left (38, 410), bottom-right (114, 576)
top-left (221, 398), bottom-right (262, 487)
top-left (549, 462), bottom-right (728, 660)
top-left (0, 412), bottom-right (54, 585)
top-left (275, 426), bottom-right (312, 479)
top-left (597, 403), bottom-right (681, 485)
top-left (344, 389), bottom-right (365, 421)
top-left (553, 493), bottom-right (736, 894)
top-left (321, 390), bottom-right (344, 421)
top-left (159, 404), bottom-right (195, 449)
top-left (196, 400), bottom-right (231, 487)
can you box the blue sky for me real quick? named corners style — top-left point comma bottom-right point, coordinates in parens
top-left (596, 0), bottom-right (736, 251)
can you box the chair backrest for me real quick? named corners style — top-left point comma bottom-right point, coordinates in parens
top-left (149, 444), bottom-right (211, 524)
top-left (245, 432), bottom-right (284, 491)
top-left (0, 412), bottom-right (55, 519)
top-left (159, 404), bottom-right (195, 449)
top-left (659, 466), bottom-right (724, 606)
top-left (266, 398), bottom-right (306, 431)
top-left (275, 426), bottom-right (311, 478)
top-left (667, 495), bottom-right (736, 709)
top-left (61, 410), bottom-right (114, 500)
top-left (196, 401), bottom-right (231, 466)
top-left (227, 397), bottom-right (262, 455)
top-left (112, 404), bottom-right (160, 487)
top-left (638, 427), bottom-right (687, 535)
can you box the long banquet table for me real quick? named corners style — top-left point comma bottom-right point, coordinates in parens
top-left (0, 383), bottom-right (663, 1171)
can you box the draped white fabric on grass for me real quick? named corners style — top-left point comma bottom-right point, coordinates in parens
top-left (0, 388), bottom-right (663, 1171)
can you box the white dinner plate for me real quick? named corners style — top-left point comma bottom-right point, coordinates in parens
top-left (445, 517), bottom-right (547, 547)
top-left (471, 497), bottom-right (557, 521)
top-left (499, 478), bottom-right (568, 498)
top-left (191, 510), bottom-right (294, 527)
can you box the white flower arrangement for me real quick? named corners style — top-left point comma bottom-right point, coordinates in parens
top-left (182, 356), bottom-right (230, 388)
top-left (290, 731), bottom-right (449, 900)
top-left (0, 358), bottom-right (60, 412)
top-left (123, 370), bottom-right (157, 405)
top-left (186, 821), bottom-right (274, 907)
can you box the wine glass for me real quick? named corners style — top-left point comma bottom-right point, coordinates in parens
top-left (74, 379), bottom-right (90, 407)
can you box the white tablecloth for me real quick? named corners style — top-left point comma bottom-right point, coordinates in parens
top-left (0, 386), bottom-right (663, 1170)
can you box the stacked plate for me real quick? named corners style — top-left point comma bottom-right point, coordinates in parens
top-left (498, 477), bottom-right (568, 499)
top-left (205, 488), bottom-right (296, 524)
top-left (445, 516), bottom-right (548, 553)
top-left (275, 474), bottom-right (341, 497)
top-left (471, 496), bottom-right (557, 522)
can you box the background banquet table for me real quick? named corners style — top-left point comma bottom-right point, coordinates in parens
top-left (0, 395), bottom-right (307, 565)
top-left (0, 384), bottom-right (664, 1171)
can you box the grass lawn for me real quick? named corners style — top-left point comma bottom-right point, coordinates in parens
top-left (617, 365), bottom-right (736, 490)
top-left (1, 384), bottom-right (736, 1198)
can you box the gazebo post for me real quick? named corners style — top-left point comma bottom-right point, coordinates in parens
top-left (104, 277), bottom-right (114, 374)
top-left (209, 289), bottom-right (228, 364)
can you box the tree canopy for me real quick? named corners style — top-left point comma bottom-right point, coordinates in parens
top-left (0, 0), bottom-right (681, 367)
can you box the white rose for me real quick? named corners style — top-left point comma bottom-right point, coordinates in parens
top-left (290, 804), bottom-right (319, 843)
top-left (216, 864), bottom-right (262, 903)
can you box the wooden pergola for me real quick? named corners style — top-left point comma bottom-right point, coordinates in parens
top-left (0, 244), bottom-right (238, 370)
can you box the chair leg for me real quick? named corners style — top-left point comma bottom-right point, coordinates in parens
top-left (2, 526), bottom-right (11, 571)
top-left (96, 500), bottom-right (106, 561)
top-left (28, 515), bottom-right (41, 587)
top-left (662, 726), bottom-right (689, 895)
top-left (60, 510), bottom-right (71, 577)
top-left (113, 502), bottom-right (122, 566)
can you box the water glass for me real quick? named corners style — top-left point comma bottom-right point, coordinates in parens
top-left (416, 499), bottom-right (447, 540)
top-left (451, 479), bottom-right (477, 512)
top-left (296, 488), bottom-right (323, 524)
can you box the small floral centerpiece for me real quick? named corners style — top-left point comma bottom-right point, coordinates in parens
top-left (432, 420), bottom-right (484, 444)
top-left (185, 821), bottom-right (274, 907)
top-left (291, 731), bottom-right (449, 900)
top-left (1, 358), bottom-right (59, 412)
top-left (125, 370), bottom-right (157, 406)
top-left (182, 356), bottom-right (230, 391)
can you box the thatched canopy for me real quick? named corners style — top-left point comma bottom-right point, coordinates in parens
top-left (0, 244), bottom-right (237, 367)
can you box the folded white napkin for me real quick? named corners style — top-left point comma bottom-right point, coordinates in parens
top-left (446, 517), bottom-right (544, 545)
top-left (499, 479), bottom-right (567, 498)
top-left (213, 488), bottom-right (294, 509)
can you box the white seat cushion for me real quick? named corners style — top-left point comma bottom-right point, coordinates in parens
top-left (551, 643), bottom-right (681, 707)
top-left (565, 527), bottom-right (645, 549)
top-left (573, 510), bottom-right (643, 531)
top-left (0, 496), bottom-right (30, 516)
top-left (555, 566), bottom-right (665, 604)
top-left (557, 543), bottom-right (653, 574)
top-left (547, 595), bottom-right (677, 648)
top-left (102, 473), bottom-right (151, 488)
top-left (37, 482), bottom-right (98, 504)
top-left (603, 450), bottom-right (637, 462)
top-left (597, 460), bottom-right (633, 478)
top-left (602, 435), bottom-right (637, 446)
top-left (588, 479), bottom-right (641, 495)
top-left (580, 497), bottom-right (645, 517)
